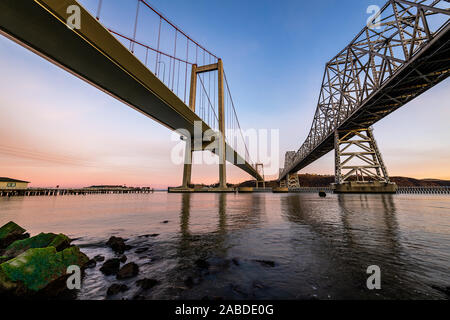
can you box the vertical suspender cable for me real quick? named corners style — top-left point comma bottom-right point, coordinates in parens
top-left (172, 31), bottom-right (177, 90)
top-left (131, 0), bottom-right (141, 53)
top-left (155, 17), bottom-right (162, 75)
top-left (96, 0), bottom-right (103, 20)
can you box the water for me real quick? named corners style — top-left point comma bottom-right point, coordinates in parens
top-left (0, 193), bottom-right (449, 300)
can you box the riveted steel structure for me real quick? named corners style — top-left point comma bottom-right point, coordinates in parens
top-left (280, 0), bottom-right (450, 185)
top-left (334, 128), bottom-right (390, 184)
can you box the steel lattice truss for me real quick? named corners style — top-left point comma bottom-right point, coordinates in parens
top-left (280, 0), bottom-right (450, 180)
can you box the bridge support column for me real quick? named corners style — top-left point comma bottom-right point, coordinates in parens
top-left (287, 173), bottom-right (300, 189)
top-left (332, 127), bottom-right (397, 193)
top-left (217, 59), bottom-right (227, 189)
top-left (182, 64), bottom-right (197, 189)
top-left (255, 163), bottom-right (265, 188)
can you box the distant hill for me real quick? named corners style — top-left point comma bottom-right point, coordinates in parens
top-left (237, 174), bottom-right (450, 187)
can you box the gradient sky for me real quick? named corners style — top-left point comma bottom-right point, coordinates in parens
top-left (0, 0), bottom-right (449, 188)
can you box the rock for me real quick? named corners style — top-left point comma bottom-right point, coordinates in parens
top-left (85, 259), bottom-right (97, 269)
top-left (431, 285), bottom-right (450, 296)
top-left (118, 255), bottom-right (127, 263)
top-left (106, 283), bottom-right (129, 296)
top-left (0, 246), bottom-right (88, 296)
top-left (139, 233), bottom-right (159, 238)
top-left (195, 258), bottom-right (210, 269)
top-left (116, 262), bottom-right (139, 279)
top-left (135, 247), bottom-right (148, 254)
top-left (254, 260), bottom-right (276, 267)
top-left (0, 221), bottom-right (29, 249)
top-left (93, 255), bottom-right (105, 262)
top-left (184, 276), bottom-right (195, 288)
top-left (106, 236), bottom-right (128, 254)
top-left (136, 278), bottom-right (160, 290)
top-left (231, 284), bottom-right (247, 296)
top-left (3, 233), bottom-right (71, 259)
top-left (99, 258), bottom-right (121, 276)
top-left (252, 280), bottom-right (266, 289)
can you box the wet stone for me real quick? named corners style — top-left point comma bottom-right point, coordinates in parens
top-left (254, 259), bottom-right (276, 267)
top-left (86, 259), bottom-right (97, 269)
top-left (107, 283), bottom-right (129, 296)
top-left (106, 236), bottom-right (128, 254)
top-left (100, 258), bottom-right (121, 276)
top-left (116, 262), bottom-right (139, 279)
top-left (195, 258), bottom-right (210, 269)
top-left (136, 278), bottom-right (160, 290)
top-left (93, 255), bottom-right (105, 262)
top-left (135, 247), bottom-right (149, 254)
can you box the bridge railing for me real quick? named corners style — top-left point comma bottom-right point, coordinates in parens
top-left (280, 0), bottom-right (449, 180)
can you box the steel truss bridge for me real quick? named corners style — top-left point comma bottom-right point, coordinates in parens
top-left (0, 0), bottom-right (262, 188)
top-left (279, 0), bottom-right (450, 187)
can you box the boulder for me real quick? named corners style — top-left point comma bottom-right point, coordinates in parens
top-left (106, 236), bottom-right (128, 254)
top-left (195, 258), bottom-right (210, 269)
top-left (85, 259), bottom-right (97, 269)
top-left (99, 258), bottom-right (121, 276)
top-left (106, 283), bottom-right (129, 296)
top-left (116, 262), bottom-right (139, 279)
top-left (136, 278), bottom-right (160, 290)
top-left (0, 246), bottom-right (88, 296)
top-left (135, 247), bottom-right (148, 254)
top-left (254, 260), bottom-right (276, 267)
top-left (93, 255), bottom-right (105, 262)
top-left (0, 221), bottom-right (29, 249)
top-left (3, 233), bottom-right (71, 259)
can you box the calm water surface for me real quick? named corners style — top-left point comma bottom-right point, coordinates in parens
top-left (0, 192), bottom-right (449, 300)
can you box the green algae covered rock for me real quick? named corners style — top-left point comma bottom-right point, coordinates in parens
top-left (0, 246), bottom-right (89, 295)
top-left (0, 221), bottom-right (29, 249)
top-left (3, 232), bottom-right (71, 259)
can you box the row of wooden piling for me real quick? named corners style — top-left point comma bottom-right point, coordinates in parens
top-left (396, 186), bottom-right (450, 194)
top-left (0, 188), bottom-right (154, 197)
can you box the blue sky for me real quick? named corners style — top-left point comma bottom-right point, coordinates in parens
top-left (0, 0), bottom-right (449, 187)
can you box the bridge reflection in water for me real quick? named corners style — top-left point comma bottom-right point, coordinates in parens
top-left (147, 193), bottom-right (449, 300)
top-left (281, 193), bottom-right (447, 299)
top-left (2, 192), bottom-right (447, 299)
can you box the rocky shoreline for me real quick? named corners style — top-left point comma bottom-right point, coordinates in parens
top-left (0, 221), bottom-right (88, 298)
top-left (0, 221), bottom-right (164, 299)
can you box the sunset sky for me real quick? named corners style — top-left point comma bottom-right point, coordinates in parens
top-left (0, 0), bottom-right (449, 188)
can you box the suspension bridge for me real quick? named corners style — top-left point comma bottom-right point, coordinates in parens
top-left (279, 0), bottom-right (449, 193)
top-left (0, 0), bottom-right (262, 192)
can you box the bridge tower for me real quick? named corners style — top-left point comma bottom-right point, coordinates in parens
top-left (255, 163), bottom-right (266, 188)
top-left (332, 127), bottom-right (397, 193)
top-left (180, 59), bottom-right (232, 192)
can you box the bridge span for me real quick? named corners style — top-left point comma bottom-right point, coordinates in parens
top-left (279, 0), bottom-right (449, 193)
top-left (0, 0), bottom-right (262, 190)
